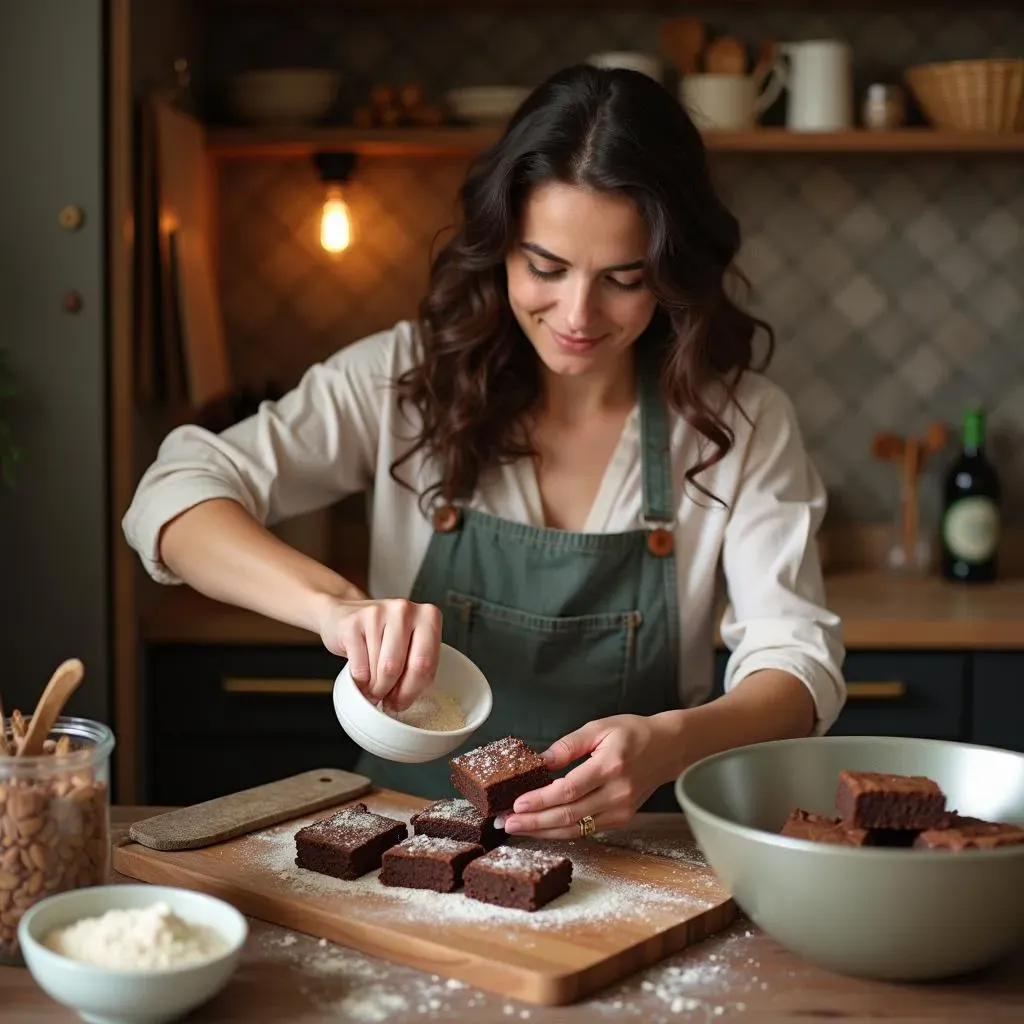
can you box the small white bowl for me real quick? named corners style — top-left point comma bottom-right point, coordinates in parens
top-left (19, 884), bottom-right (248, 1024)
top-left (333, 642), bottom-right (492, 763)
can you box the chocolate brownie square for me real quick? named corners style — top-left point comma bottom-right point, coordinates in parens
top-left (379, 834), bottom-right (484, 892)
top-left (836, 770), bottom-right (946, 831)
top-left (410, 798), bottom-right (502, 850)
top-left (913, 814), bottom-right (1024, 851)
top-left (780, 808), bottom-right (874, 847)
top-left (450, 736), bottom-right (552, 816)
top-left (295, 803), bottom-right (407, 880)
top-left (463, 846), bottom-right (572, 911)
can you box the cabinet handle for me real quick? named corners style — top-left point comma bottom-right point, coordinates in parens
top-left (221, 677), bottom-right (334, 695)
top-left (846, 681), bottom-right (907, 701)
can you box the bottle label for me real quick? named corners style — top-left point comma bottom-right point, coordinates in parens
top-left (943, 496), bottom-right (1000, 563)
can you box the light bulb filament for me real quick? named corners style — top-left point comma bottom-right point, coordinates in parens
top-left (320, 185), bottom-right (352, 254)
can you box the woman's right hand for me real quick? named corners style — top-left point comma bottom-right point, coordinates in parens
top-left (319, 597), bottom-right (442, 711)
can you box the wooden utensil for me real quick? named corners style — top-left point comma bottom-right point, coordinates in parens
top-left (659, 16), bottom-right (705, 75)
top-left (152, 97), bottom-right (232, 408)
top-left (705, 36), bottom-right (748, 75)
top-left (0, 692), bottom-right (9, 756)
top-left (18, 658), bottom-right (85, 757)
top-left (871, 422), bottom-right (950, 573)
top-left (115, 787), bottom-right (735, 1006)
top-left (901, 436), bottom-right (922, 572)
top-left (129, 768), bottom-right (372, 851)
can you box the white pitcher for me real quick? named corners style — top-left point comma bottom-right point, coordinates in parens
top-left (779, 39), bottom-right (853, 131)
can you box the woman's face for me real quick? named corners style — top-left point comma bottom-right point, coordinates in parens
top-left (506, 182), bottom-right (657, 382)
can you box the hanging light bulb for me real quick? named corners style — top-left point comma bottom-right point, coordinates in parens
top-left (320, 183), bottom-right (352, 254)
top-left (313, 151), bottom-right (358, 258)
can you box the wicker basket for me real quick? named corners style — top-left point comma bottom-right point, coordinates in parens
top-left (905, 58), bottom-right (1024, 132)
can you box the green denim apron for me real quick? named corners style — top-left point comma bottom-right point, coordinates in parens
top-left (356, 360), bottom-right (682, 811)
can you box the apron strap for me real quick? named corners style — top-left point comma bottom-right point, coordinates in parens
top-left (638, 358), bottom-right (675, 527)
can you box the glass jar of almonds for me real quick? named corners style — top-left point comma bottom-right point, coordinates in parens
top-left (0, 715), bottom-right (114, 965)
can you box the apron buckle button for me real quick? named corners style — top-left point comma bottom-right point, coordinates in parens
top-left (433, 504), bottom-right (461, 533)
top-left (646, 527), bottom-right (674, 557)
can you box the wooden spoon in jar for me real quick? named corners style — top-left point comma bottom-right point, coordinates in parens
top-left (18, 658), bottom-right (85, 757)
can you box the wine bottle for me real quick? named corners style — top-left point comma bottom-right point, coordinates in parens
top-left (940, 408), bottom-right (1001, 583)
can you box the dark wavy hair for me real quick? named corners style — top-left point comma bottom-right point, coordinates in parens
top-left (391, 63), bottom-right (773, 512)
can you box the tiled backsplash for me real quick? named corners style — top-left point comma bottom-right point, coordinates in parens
top-left (205, 4), bottom-right (1024, 525)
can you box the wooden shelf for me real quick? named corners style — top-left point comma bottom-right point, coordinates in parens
top-left (206, 126), bottom-right (1024, 160)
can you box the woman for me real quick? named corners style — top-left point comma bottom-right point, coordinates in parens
top-left (124, 64), bottom-right (845, 839)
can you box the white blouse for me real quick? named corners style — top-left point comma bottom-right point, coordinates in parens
top-left (123, 320), bottom-right (846, 732)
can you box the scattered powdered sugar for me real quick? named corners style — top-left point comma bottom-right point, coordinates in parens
top-left (380, 690), bottom-right (466, 732)
top-left (451, 736), bottom-right (544, 781)
top-left (255, 918), bottom-right (773, 1022)
top-left (336, 987), bottom-right (409, 1022)
top-left (296, 803), bottom-right (404, 846)
top-left (244, 799), bottom-right (717, 934)
top-left (586, 923), bottom-right (769, 1019)
top-left (411, 798), bottom-right (486, 826)
top-left (255, 929), bottom-right (493, 1020)
top-left (596, 832), bottom-right (709, 869)
top-left (391, 834), bottom-right (478, 856)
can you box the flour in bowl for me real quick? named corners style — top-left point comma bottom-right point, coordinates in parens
top-left (43, 901), bottom-right (228, 969)
top-left (380, 691), bottom-right (466, 731)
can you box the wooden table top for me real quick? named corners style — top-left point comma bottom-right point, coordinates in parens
top-left (140, 571), bottom-right (1024, 650)
top-left (5, 808), bottom-right (1024, 1022)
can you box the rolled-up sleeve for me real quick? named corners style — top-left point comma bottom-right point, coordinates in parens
top-left (122, 325), bottom-right (400, 585)
top-left (718, 385), bottom-right (847, 734)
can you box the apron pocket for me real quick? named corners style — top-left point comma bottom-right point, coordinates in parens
top-left (444, 589), bottom-right (642, 749)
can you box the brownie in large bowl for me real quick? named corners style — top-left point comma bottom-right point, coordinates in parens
top-left (674, 735), bottom-right (1024, 981)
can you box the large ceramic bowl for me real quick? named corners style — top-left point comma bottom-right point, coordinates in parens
top-left (19, 884), bottom-right (247, 1023)
top-left (675, 735), bottom-right (1024, 981)
top-left (226, 69), bottom-right (340, 125)
top-left (334, 642), bottom-right (492, 763)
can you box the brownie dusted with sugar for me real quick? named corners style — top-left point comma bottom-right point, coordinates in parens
top-left (836, 770), bottom-right (946, 831)
top-left (450, 736), bottom-right (552, 816)
top-left (463, 846), bottom-right (572, 911)
top-left (379, 834), bottom-right (485, 892)
top-left (295, 803), bottom-right (407, 880)
top-left (410, 798), bottom-right (502, 850)
top-left (780, 808), bottom-right (874, 847)
top-left (913, 814), bottom-right (1024, 851)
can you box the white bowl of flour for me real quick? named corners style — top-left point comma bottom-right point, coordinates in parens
top-left (334, 642), bottom-right (493, 763)
top-left (19, 884), bottom-right (247, 1023)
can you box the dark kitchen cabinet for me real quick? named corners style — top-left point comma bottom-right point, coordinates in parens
top-left (144, 644), bottom-right (1017, 805)
top-left (712, 650), bottom-right (969, 740)
top-left (972, 653), bottom-right (1024, 754)
top-left (144, 643), bottom-right (362, 805)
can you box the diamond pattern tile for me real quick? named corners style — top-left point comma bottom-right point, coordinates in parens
top-left (206, 5), bottom-right (1024, 524)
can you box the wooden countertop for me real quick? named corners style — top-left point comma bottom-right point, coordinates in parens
top-left (5, 808), bottom-right (1022, 1022)
top-left (140, 572), bottom-right (1024, 650)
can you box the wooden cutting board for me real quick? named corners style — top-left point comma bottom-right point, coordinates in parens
top-left (114, 788), bottom-right (735, 1006)
top-left (151, 96), bottom-right (232, 408)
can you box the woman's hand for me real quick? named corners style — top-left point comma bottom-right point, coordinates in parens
top-left (318, 596), bottom-right (442, 712)
top-left (500, 713), bottom-right (683, 839)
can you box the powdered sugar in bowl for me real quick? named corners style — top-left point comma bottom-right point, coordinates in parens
top-left (19, 883), bottom-right (247, 1023)
top-left (334, 643), bottom-right (493, 763)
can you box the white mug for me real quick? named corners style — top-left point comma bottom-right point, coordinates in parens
top-left (679, 66), bottom-right (787, 132)
top-left (779, 39), bottom-right (853, 131)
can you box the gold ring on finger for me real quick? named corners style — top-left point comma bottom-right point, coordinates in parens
top-left (578, 814), bottom-right (596, 838)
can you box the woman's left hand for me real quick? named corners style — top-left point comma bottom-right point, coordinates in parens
top-left (499, 713), bottom-right (682, 839)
